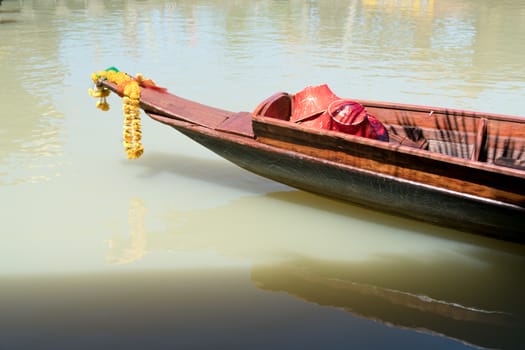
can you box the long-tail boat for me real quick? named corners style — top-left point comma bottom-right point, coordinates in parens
top-left (94, 72), bottom-right (525, 242)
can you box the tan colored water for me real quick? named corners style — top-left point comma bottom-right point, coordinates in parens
top-left (1, 1), bottom-right (524, 349)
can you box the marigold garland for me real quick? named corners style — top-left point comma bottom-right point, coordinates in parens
top-left (88, 67), bottom-right (144, 159)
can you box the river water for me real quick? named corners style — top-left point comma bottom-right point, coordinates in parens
top-left (1, 0), bottom-right (524, 349)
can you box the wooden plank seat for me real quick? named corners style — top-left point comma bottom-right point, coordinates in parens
top-left (252, 92), bottom-right (293, 121)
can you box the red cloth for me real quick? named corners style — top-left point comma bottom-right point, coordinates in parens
top-left (291, 85), bottom-right (388, 142)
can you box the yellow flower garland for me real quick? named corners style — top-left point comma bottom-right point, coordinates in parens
top-left (89, 68), bottom-right (144, 159)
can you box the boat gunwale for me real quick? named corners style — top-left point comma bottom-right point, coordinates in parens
top-left (354, 99), bottom-right (525, 123)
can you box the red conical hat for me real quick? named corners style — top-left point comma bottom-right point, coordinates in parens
top-left (291, 84), bottom-right (339, 123)
top-left (328, 100), bottom-right (368, 126)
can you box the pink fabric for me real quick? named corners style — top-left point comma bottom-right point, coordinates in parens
top-left (367, 115), bottom-right (389, 142)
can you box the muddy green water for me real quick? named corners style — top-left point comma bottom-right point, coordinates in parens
top-left (1, 1), bottom-right (524, 349)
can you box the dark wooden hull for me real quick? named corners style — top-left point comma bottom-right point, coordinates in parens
top-left (150, 113), bottom-right (524, 242)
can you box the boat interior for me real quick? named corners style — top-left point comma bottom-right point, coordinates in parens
top-left (253, 92), bottom-right (525, 170)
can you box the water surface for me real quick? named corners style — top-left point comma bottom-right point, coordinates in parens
top-left (1, 1), bottom-right (524, 349)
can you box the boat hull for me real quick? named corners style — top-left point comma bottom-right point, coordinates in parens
top-left (162, 118), bottom-right (524, 242)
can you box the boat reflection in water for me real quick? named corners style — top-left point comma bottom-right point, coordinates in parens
top-left (106, 189), bottom-right (525, 349)
top-left (252, 258), bottom-right (522, 349)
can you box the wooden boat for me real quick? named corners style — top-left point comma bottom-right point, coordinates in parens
top-left (99, 78), bottom-right (525, 242)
